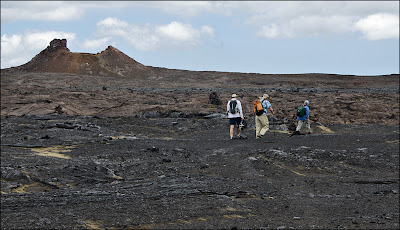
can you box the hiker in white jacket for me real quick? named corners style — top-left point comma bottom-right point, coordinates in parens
top-left (227, 93), bottom-right (244, 139)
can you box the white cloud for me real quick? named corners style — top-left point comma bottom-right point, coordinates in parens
top-left (142, 1), bottom-right (216, 18)
top-left (246, 1), bottom-right (399, 40)
top-left (94, 17), bottom-right (214, 51)
top-left (1, 31), bottom-right (76, 68)
top-left (157, 21), bottom-right (198, 42)
top-left (200, 26), bottom-right (215, 37)
top-left (1, 1), bottom-right (83, 23)
top-left (97, 17), bottom-right (128, 28)
top-left (79, 37), bottom-right (110, 51)
top-left (2, 1), bottom-right (398, 42)
top-left (354, 13), bottom-right (399, 40)
top-left (124, 1), bottom-right (236, 18)
top-left (0, 1), bottom-right (226, 24)
top-left (257, 24), bottom-right (279, 39)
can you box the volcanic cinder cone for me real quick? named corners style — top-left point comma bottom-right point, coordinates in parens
top-left (16, 38), bottom-right (150, 77)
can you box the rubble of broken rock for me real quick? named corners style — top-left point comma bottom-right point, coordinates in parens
top-left (1, 114), bottom-right (399, 229)
top-left (1, 71), bottom-right (399, 126)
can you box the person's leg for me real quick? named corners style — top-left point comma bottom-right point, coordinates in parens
top-left (236, 117), bottom-right (241, 137)
top-left (296, 120), bottom-right (303, 132)
top-left (305, 121), bottom-right (311, 133)
top-left (259, 115), bottom-right (270, 136)
top-left (229, 118), bottom-right (235, 139)
top-left (255, 116), bottom-right (261, 138)
top-left (230, 125), bottom-right (234, 139)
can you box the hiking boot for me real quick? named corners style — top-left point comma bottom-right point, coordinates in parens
top-left (256, 135), bottom-right (263, 139)
top-left (307, 132), bottom-right (311, 135)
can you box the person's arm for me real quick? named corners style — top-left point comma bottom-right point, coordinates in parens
top-left (269, 107), bottom-right (274, 115)
top-left (306, 106), bottom-right (310, 121)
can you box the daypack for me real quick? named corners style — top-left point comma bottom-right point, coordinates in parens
top-left (229, 100), bottom-right (239, 114)
top-left (253, 100), bottom-right (264, 116)
top-left (297, 106), bottom-right (306, 117)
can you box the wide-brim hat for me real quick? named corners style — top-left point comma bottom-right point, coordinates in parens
top-left (231, 93), bottom-right (237, 98)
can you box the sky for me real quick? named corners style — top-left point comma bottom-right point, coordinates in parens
top-left (1, 1), bottom-right (399, 75)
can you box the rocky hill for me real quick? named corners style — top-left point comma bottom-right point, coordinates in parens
top-left (12, 39), bottom-right (151, 78)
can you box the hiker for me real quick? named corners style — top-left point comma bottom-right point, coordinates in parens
top-left (295, 100), bottom-right (311, 134)
top-left (227, 93), bottom-right (244, 139)
top-left (254, 94), bottom-right (274, 139)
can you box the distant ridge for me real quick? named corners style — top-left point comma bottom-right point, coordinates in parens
top-left (3, 39), bottom-right (398, 78)
top-left (12, 38), bottom-right (151, 77)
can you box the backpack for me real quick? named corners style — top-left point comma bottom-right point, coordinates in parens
top-left (297, 106), bottom-right (306, 117)
top-left (253, 100), bottom-right (264, 116)
top-left (229, 100), bottom-right (239, 114)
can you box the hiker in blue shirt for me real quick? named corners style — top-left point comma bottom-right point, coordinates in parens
top-left (255, 94), bottom-right (274, 139)
top-left (296, 100), bottom-right (311, 134)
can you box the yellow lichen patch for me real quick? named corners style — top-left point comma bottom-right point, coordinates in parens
top-left (220, 207), bottom-right (238, 212)
top-left (11, 182), bottom-right (51, 193)
top-left (385, 140), bottom-right (399, 144)
top-left (230, 192), bottom-right (258, 199)
top-left (196, 217), bottom-right (207, 222)
top-left (317, 125), bottom-right (334, 133)
top-left (28, 145), bottom-right (74, 159)
top-left (272, 130), bottom-right (291, 134)
top-left (223, 214), bottom-right (246, 219)
top-left (274, 163), bottom-right (306, 176)
top-left (112, 175), bottom-right (123, 180)
top-left (67, 183), bottom-right (77, 188)
top-left (180, 217), bottom-right (208, 224)
top-left (258, 155), bottom-right (273, 162)
top-left (49, 182), bottom-right (64, 188)
top-left (296, 165), bottom-right (306, 171)
top-left (84, 220), bottom-right (104, 230)
top-left (21, 168), bottom-right (31, 179)
top-left (110, 135), bottom-right (127, 140)
top-left (131, 217), bottom-right (208, 229)
top-left (109, 135), bottom-right (137, 140)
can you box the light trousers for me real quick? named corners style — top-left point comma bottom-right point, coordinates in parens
top-left (255, 114), bottom-right (269, 137)
top-left (296, 120), bottom-right (310, 132)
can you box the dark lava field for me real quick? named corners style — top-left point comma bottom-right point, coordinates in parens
top-left (1, 115), bottom-right (399, 229)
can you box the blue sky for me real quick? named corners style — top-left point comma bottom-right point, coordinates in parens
top-left (1, 1), bottom-right (399, 75)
